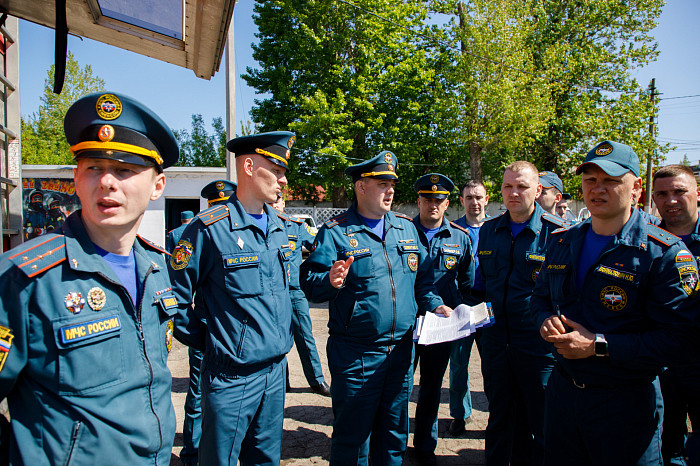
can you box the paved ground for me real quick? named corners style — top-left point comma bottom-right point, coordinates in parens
top-left (168, 304), bottom-right (487, 465)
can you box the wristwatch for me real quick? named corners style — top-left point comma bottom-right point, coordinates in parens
top-left (594, 333), bottom-right (609, 357)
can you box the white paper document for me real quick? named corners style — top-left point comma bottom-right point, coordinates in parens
top-left (414, 302), bottom-right (493, 345)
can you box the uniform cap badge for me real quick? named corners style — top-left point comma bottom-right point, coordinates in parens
top-left (595, 142), bottom-right (613, 156)
top-left (95, 94), bottom-right (123, 120)
top-left (87, 287), bottom-right (107, 311)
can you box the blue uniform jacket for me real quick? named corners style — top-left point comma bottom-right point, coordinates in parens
top-left (531, 208), bottom-right (700, 386)
top-left (300, 204), bottom-right (444, 345)
top-left (168, 194), bottom-right (294, 371)
top-left (0, 212), bottom-right (176, 465)
top-left (166, 223), bottom-right (188, 253)
top-left (412, 216), bottom-right (476, 308)
top-left (477, 204), bottom-right (566, 351)
top-left (282, 215), bottom-right (316, 291)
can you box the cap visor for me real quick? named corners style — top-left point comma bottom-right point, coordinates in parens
top-left (576, 160), bottom-right (629, 177)
top-left (74, 150), bottom-right (156, 168)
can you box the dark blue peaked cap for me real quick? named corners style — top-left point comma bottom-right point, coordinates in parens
top-left (65, 92), bottom-right (179, 170)
top-left (345, 150), bottom-right (399, 182)
top-left (226, 131), bottom-right (295, 170)
top-left (414, 173), bottom-right (454, 199)
top-left (201, 179), bottom-right (237, 205)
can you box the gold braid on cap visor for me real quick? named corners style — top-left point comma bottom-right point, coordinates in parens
top-left (255, 148), bottom-right (288, 166)
top-left (71, 141), bottom-right (164, 166)
top-left (208, 196), bottom-right (230, 205)
top-left (361, 171), bottom-right (398, 179)
top-left (418, 190), bottom-right (450, 195)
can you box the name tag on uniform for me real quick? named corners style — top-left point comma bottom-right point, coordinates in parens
top-left (546, 264), bottom-right (568, 272)
top-left (441, 246), bottom-right (462, 256)
top-left (595, 265), bottom-right (636, 283)
top-left (60, 315), bottom-right (121, 345)
top-left (225, 254), bottom-right (260, 268)
top-left (526, 253), bottom-right (545, 263)
top-left (283, 249), bottom-right (294, 259)
top-left (478, 250), bottom-right (493, 256)
top-left (341, 248), bottom-right (371, 259)
top-left (159, 295), bottom-right (178, 310)
top-left (287, 234), bottom-right (298, 241)
top-left (399, 244), bottom-right (420, 253)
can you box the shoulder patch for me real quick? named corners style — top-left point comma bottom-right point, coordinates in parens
top-left (647, 224), bottom-right (680, 247)
top-left (325, 213), bottom-right (347, 228)
top-left (542, 212), bottom-right (568, 228)
top-left (138, 235), bottom-right (169, 255)
top-left (196, 205), bottom-right (229, 226)
top-left (8, 234), bottom-right (67, 278)
top-left (449, 221), bottom-right (469, 235)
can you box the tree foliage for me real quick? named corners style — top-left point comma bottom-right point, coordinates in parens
top-left (175, 114), bottom-right (227, 167)
top-left (21, 51), bottom-right (106, 165)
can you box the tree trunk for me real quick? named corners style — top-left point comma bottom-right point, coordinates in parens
top-left (331, 185), bottom-right (348, 208)
top-left (469, 141), bottom-right (483, 182)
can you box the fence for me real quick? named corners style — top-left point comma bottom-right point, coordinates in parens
top-left (286, 206), bottom-right (346, 226)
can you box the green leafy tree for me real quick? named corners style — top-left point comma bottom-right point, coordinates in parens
top-left (21, 51), bottom-right (106, 165)
top-left (524, 0), bottom-right (665, 196)
top-left (175, 114), bottom-right (226, 167)
top-left (245, 0), bottom-right (453, 205)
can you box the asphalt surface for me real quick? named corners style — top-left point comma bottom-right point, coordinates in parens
top-left (168, 303), bottom-right (487, 465)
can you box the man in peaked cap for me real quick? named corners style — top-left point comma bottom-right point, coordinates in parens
top-left (411, 173), bottom-right (475, 465)
top-left (533, 141), bottom-right (700, 464)
top-left (201, 179), bottom-right (237, 206)
top-left (169, 131), bottom-right (296, 465)
top-left (537, 171), bottom-right (566, 216)
top-left (166, 210), bottom-right (194, 253)
top-left (301, 151), bottom-right (451, 465)
top-left (0, 91), bottom-right (179, 463)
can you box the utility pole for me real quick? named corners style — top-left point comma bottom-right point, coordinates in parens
top-left (644, 78), bottom-right (656, 213)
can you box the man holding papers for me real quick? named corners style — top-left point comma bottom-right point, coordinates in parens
top-left (410, 173), bottom-right (475, 466)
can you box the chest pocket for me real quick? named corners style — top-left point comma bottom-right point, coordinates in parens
top-left (223, 252), bottom-right (262, 297)
top-left (340, 247), bottom-right (374, 279)
top-left (279, 247), bottom-right (292, 287)
top-left (53, 310), bottom-right (126, 395)
top-left (438, 246), bottom-right (462, 273)
top-left (477, 250), bottom-right (499, 279)
top-left (156, 293), bottom-right (179, 365)
top-left (397, 243), bottom-right (420, 274)
top-left (593, 264), bottom-right (640, 313)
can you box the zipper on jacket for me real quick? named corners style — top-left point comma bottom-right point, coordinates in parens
top-left (501, 237), bottom-right (516, 344)
top-left (64, 420), bottom-right (82, 466)
top-left (138, 265), bottom-right (164, 459)
top-left (383, 242), bottom-right (397, 343)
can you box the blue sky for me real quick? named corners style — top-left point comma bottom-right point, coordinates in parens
top-left (18, 0), bottom-right (700, 165)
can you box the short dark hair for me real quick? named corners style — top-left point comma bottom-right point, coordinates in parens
top-left (460, 180), bottom-right (486, 196)
top-left (652, 165), bottom-right (696, 187)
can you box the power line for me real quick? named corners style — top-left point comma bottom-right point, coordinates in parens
top-left (659, 94), bottom-right (700, 101)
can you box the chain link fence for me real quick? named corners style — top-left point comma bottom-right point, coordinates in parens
top-left (286, 206), bottom-right (347, 226)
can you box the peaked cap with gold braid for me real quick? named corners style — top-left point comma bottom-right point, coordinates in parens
top-left (345, 150), bottom-right (399, 182)
top-left (64, 92), bottom-right (179, 170)
top-left (226, 131), bottom-right (295, 170)
top-left (414, 173), bottom-right (454, 199)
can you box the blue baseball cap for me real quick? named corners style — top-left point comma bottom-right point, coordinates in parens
top-left (226, 131), bottom-right (295, 171)
top-left (345, 151), bottom-right (399, 182)
top-left (65, 92), bottom-right (179, 170)
top-left (576, 140), bottom-right (640, 177)
top-left (414, 173), bottom-right (454, 199)
top-left (538, 171), bottom-right (564, 194)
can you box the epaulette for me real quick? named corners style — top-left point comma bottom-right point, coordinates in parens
top-left (196, 204), bottom-right (229, 226)
top-left (8, 234), bottom-right (67, 278)
top-left (393, 212), bottom-right (413, 221)
top-left (279, 212), bottom-right (303, 224)
top-left (542, 212), bottom-right (569, 228)
top-left (647, 224), bottom-right (680, 247)
top-left (449, 221), bottom-right (469, 235)
top-left (138, 235), bottom-right (169, 255)
top-left (484, 212), bottom-right (505, 223)
top-left (552, 227), bottom-right (568, 234)
top-left (325, 213), bottom-right (347, 228)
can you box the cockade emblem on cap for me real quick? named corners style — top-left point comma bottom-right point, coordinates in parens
top-left (87, 287), bottom-right (107, 311)
top-left (538, 171), bottom-right (547, 176)
top-left (98, 125), bottom-right (115, 142)
top-left (431, 185), bottom-right (438, 192)
top-left (65, 292), bottom-right (86, 314)
top-left (595, 143), bottom-right (613, 156)
top-left (430, 175), bottom-right (439, 183)
top-left (384, 152), bottom-right (393, 164)
top-left (388, 164), bottom-right (394, 172)
top-left (95, 94), bottom-right (123, 120)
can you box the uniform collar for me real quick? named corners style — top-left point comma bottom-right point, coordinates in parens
top-left (493, 202), bottom-right (545, 236)
top-left (412, 214), bottom-right (451, 237)
top-left (226, 192), bottom-right (285, 234)
top-left (565, 207), bottom-right (648, 250)
top-left (344, 203), bottom-right (403, 236)
top-left (659, 216), bottom-right (700, 245)
top-left (62, 211), bottom-right (161, 276)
